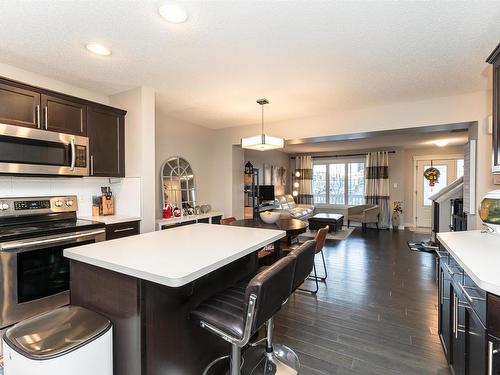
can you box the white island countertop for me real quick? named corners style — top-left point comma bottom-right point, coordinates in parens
top-left (438, 230), bottom-right (500, 295)
top-left (64, 223), bottom-right (285, 288)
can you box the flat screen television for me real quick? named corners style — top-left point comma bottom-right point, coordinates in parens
top-left (258, 185), bottom-right (275, 202)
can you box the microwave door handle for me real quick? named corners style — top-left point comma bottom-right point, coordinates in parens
top-left (70, 138), bottom-right (76, 171)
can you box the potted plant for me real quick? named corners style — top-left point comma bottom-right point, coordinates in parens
top-left (392, 201), bottom-right (403, 230)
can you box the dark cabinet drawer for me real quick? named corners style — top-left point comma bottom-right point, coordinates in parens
top-left (211, 215), bottom-right (222, 224)
top-left (106, 221), bottom-right (140, 240)
top-left (161, 220), bottom-right (197, 230)
top-left (41, 94), bottom-right (87, 136)
top-left (461, 274), bottom-right (487, 325)
top-left (0, 80), bottom-right (41, 129)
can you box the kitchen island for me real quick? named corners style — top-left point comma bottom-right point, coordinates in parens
top-left (64, 223), bottom-right (285, 375)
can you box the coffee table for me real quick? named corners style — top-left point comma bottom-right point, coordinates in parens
top-left (308, 213), bottom-right (344, 232)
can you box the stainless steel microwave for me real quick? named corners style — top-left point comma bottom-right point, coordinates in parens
top-left (0, 124), bottom-right (89, 176)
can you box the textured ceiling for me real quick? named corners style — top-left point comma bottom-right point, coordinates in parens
top-left (0, 1), bottom-right (499, 129)
top-left (284, 131), bottom-right (469, 154)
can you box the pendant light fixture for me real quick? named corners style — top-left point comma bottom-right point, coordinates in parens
top-left (241, 98), bottom-right (284, 151)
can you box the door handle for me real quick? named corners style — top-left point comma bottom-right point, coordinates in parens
top-left (90, 155), bottom-right (94, 176)
top-left (458, 283), bottom-right (486, 303)
top-left (70, 138), bottom-right (76, 171)
top-left (453, 293), bottom-right (457, 338)
top-left (35, 105), bottom-right (40, 128)
top-left (488, 341), bottom-right (499, 375)
top-left (113, 227), bottom-right (136, 233)
top-left (44, 106), bottom-right (48, 129)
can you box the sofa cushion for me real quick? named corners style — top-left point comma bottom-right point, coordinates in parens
top-left (285, 194), bottom-right (296, 209)
top-left (277, 195), bottom-right (289, 210)
top-left (290, 206), bottom-right (313, 218)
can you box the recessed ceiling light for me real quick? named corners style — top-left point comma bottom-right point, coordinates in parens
top-left (159, 2), bottom-right (188, 23)
top-left (434, 140), bottom-right (449, 147)
top-left (86, 43), bottom-right (111, 56)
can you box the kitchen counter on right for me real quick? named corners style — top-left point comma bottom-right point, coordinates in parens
top-left (437, 230), bottom-right (500, 295)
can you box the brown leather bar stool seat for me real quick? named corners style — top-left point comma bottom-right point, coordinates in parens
top-left (242, 240), bottom-right (317, 375)
top-left (191, 255), bottom-right (297, 375)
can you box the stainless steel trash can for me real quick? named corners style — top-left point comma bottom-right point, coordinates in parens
top-left (2, 306), bottom-right (112, 375)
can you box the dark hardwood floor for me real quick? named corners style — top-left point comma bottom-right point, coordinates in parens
top-left (274, 228), bottom-right (450, 375)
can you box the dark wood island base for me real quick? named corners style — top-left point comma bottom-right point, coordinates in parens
top-left (70, 254), bottom-right (258, 375)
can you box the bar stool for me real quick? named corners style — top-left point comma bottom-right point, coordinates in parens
top-left (191, 255), bottom-right (297, 375)
top-left (243, 240), bottom-right (317, 374)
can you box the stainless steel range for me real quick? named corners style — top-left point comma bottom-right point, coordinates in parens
top-left (0, 195), bottom-right (105, 329)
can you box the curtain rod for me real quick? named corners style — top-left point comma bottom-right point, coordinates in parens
top-left (290, 151), bottom-right (396, 159)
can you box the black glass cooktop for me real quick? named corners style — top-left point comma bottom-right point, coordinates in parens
top-left (0, 219), bottom-right (105, 243)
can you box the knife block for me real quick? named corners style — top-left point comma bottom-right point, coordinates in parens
top-left (101, 196), bottom-right (114, 216)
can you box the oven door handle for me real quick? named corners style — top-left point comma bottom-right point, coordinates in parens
top-left (0, 229), bottom-right (105, 252)
top-left (70, 138), bottom-right (76, 171)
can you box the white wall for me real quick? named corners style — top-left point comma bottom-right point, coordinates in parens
top-left (209, 90), bottom-right (495, 225)
top-left (243, 149), bottom-right (290, 195)
top-left (155, 110), bottom-right (216, 219)
top-left (110, 87), bottom-right (156, 233)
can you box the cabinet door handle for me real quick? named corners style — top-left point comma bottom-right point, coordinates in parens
top-left (458, 283), bottom-right (486, 303)
top-left (440, 272), bottom-right (444, 305)
top-left (453, 293), bottom-right (457, 338)
top-left (113, 227), bottom-right (135, 233)
top-left (90, 155), bottom-right (94, 176)
top-left (443, 262), bottom-right (462, 276)
top-left (44, 106), bottom-right (48, 129)
top-left (35, 105), bottom-right (40, 128)
top-left (488, 341), bottom-right (499, 375)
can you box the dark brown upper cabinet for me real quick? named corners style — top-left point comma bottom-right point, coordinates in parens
top-left (88, 105), bottom-right (126, 177)
top-left (0, 76), bottom-right (126, 178)
top-left (41, 94), bottom-right (87, 136)
top-left (0, 79), bottom-right (41, 129)
top-left (487, 43), bottom-right (500, 174)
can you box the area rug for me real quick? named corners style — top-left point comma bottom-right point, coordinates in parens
top-left (407, 240), bottom-right (437, 253)
top-left (300, 227), bottom-right (354, 241)
top-left (408, 226), bottom-right (432, 234)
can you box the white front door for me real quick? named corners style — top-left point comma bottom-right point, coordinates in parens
top-left (415, 159), bottom-right (459, 228)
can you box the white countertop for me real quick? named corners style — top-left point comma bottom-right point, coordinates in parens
top-left (438, 230), bottom-right (500, 295)
top-left (64, 223), bottom-right (285, 287)
top-left (79, 215), bottom-right (142, 225)
top-left (156, 212), bottom-right (224, 227)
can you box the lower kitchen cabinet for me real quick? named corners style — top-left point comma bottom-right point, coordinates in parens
top-left (439, 262), bottom-right (452, 359)
top-left (450, 284), bottom-right (466, 375)
top-left (466, 306), bottom-right (487, 375)
top-left (438, 250), bottom-right (499, 375)
top-left (106, 221), bottom-right (140, 240)
top-left (488, 335), bottom-right (500, 375)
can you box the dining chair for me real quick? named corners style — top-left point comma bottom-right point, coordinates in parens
top-left (221, 216), bottom-right (236, 225)
top-left (285, 225), bottom-right (329, 294)
top-left (309, 225), bottom-right (329, 282)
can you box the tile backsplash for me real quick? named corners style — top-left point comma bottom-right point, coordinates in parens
top-left (0, 176), bottom-right (142, 218)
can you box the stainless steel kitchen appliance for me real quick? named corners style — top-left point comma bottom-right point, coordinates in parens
top-left (0, 124), bottom-right (89, 176)
top-left (0, 195), bottom-right (105, 329)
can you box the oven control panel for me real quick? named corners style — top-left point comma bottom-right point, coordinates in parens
top-left (0, 196), bottom-right (78, 217)
top-left (14, 200), bottom-right (51, 211)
